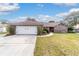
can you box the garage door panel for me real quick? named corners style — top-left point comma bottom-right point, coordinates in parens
top-left (16, 26), bottom-right (37, 34)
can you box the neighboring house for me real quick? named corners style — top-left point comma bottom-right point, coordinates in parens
top-left (73, 24), bottom-right (79, 32)
top-left (43, 22), bottom-right (68, 33)
top-left (0, 22), bottom-right (8, 33)
top-left (10, 19), bottom-right (43, 35)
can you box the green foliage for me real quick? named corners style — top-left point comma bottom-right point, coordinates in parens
top-left (37, 27), bottom-right (49, 35)
top-left (64, 16), bottom-right (79, 27)
top-left (42, 28), bottom-right (49, 34)
top-left (68, 27), bottom-right (74, 33)
top-left (6, 25), bottom-right (15, 35)
top-left (37, 26), bottom-right (43, 35)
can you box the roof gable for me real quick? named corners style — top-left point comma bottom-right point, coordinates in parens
top-left (43, 22), bottom-right (59, 27)
top-left (43, 22), bottom-right (67, 27)
top-left (10, 19), bottom-right (43, 26)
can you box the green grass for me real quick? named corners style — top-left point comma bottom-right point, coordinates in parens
top-left (34, 33), bottom-right (79, 56)
top-left (0, 32), bottom-right (7, 34)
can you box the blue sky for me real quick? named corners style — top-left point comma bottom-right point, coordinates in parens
top-left (0, 3), bottom-right (79, 22)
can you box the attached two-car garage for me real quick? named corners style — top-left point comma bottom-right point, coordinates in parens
top-left (16, 26), bottom-right (37, 35)
top-left (11, 19), bottom-right (42, 35)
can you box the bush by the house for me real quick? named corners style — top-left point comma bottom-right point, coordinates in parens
top-left (37, 26), bottom-right (43, 35)
top-left (68, 27), bottom-right (75, 33)
top-left (42, 28), bottom-right (49, 34)
top-left (6, 25), bottom-right (15, 35)
top-left (42, 31), bottom-right (48, 34)
top-left (37, 26), bottom-right (49, 35)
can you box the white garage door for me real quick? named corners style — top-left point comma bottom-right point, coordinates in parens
top-left (16, 26), bottom-right (37, 34)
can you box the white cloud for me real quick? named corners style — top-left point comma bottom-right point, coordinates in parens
top-left (0, 3), bottom-right (20, 12)
top-left (9, 15), bottom-right (63, 23)
top-left (69, 8), bottom-right (79, 12)
top-left (0, 12), bottom-right (9, 15)
top-left (9, 15), bottom-right (55, 22)
top-left (56, 12), bottom-right (68, 17)
top-left (9, 8), bottom-right (79, 23)
top-left (35, 15), bottom-right (61, 22)
top-left (36, 15), bottom-right (52, 22)
top-left (56, 8), bottom-right (79, 18)
top-left (37, 8), bottom-right (79, 22)
top-left (54, 3), bottom-right (77, 6)
top-left (37, 4), bottom-right (44, 8)
top-left (17, 16), bottom-right (27, 20)
top-left (37, 15), bottom-right (51, 18)
top-left (0, 3), bottom-right (20, 15)
top-left (9, 16), bottom-right (28, 23)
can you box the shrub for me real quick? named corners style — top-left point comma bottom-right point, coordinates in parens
top-left (42, 30), bottom-right (48, 34)
top-left (68, 27), bottom-right (74, 33)
top-left (37, 26), bottom-right (43, 35)
top-left (43, 28), bottom-right (49, 33)
top-left (37, 27), bottom-right (49, 35)
top-left (6, 25), bottom-right (15, 35)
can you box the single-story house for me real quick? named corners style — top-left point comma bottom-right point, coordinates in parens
top-left (10, 19), bottom-right (43, 35)
top-left (10, 19), bottom-right (68, 35)
top-left (73, 24), bottom-right (79, 32)
top-left (43, 22), bottom-right (68, 33)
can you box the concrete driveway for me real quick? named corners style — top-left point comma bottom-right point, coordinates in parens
top-left (0, 35), bottom-right (36, 56)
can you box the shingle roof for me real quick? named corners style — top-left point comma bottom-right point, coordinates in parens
top-left (10, 19), bottom-right (43, 26)
top-left (43, 22), bottom-right (59, 27)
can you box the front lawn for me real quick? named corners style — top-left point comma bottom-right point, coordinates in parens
top-left (34, 33), bottom-right (79, 56)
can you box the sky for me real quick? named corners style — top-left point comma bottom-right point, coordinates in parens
top-left (0, 3), bottom-right (79, 22)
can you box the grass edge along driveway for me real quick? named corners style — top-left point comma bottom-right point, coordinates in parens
top-left (34, 33), bottom-right (79, 56)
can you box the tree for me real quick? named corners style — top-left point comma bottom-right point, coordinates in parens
top-left (63, 15), bottom-right (79, 27)
top-left (0, 19), bottom-right (8, 24)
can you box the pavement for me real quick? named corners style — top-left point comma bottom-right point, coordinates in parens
top-left (37, 33), bottom-right (53, 37)
top-left (0, 35), bottom-right (36, 56)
